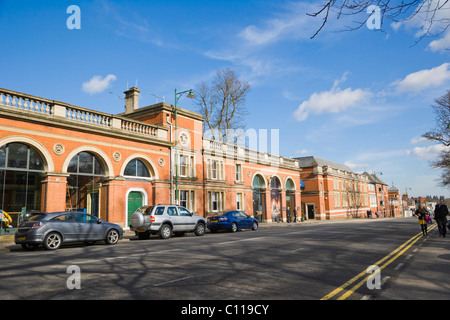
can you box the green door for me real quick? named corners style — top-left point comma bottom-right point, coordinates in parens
top-left (128, 192), bottom-right (143, 227)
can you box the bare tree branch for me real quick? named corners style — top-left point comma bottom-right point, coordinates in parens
top-left (308, 0), bottom-right (450, 41)
top-left (195, 68), bottom-right (250, 143)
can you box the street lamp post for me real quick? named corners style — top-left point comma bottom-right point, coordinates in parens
top-left (174, 88), bottom-right (195, 205)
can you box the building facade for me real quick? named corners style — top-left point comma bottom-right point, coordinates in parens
top-left (296, 156), bottom-right (373, 220)
top-left (0, 87), bottom-right (301, 229)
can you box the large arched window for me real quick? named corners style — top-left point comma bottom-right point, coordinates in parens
top-left (66, 152), bottom-right (105, 216)
top-left (285, 178), bottom-right (296, 219)
top-left (252, 174), bottom-right (266, 222)
top-left (124, 159), bottom-right (150, 178)
top-left (270, 177), bottom-right (282, 222)
top-left (0, 143), bottom-right (45, 225)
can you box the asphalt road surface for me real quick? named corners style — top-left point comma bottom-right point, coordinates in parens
top-left (0, 217), bottom-right (448, 306)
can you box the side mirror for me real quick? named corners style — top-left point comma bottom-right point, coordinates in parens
top-left (97, 219), bottom-right (102, 224)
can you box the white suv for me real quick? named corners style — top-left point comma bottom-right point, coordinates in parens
top-left (130, 205), bottom-right (206, 240)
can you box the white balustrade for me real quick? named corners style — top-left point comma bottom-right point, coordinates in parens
top-left (0, 88), bottom-right (160, 139)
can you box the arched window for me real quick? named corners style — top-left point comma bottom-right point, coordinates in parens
top-left (252, 174), bottom-right (266, 222)
top-left (0, 143), bottom-right (45, 222)
top-left (66, 152), bottom-right (105, 217)
top-left (270, 177), bottom-right (282, 222)
top-left (252, 174), bottom-right (266, 189)
top-left (124, 159), bottom-right (150, 178)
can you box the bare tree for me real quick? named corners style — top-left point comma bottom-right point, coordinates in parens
top-left (423, 90), bottom-right (450, 186)
top-left (195, 68), bottom-right (250, 143)
top-left (308, 0), bottom-right (450, 40)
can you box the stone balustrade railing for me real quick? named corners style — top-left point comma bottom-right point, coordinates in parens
top-left (203, 138), bottom-right (299, 169)
top-left (0, 88), bottom-right (166, 141)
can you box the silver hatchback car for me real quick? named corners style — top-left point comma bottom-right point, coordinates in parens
top-left (15, 211), bottom-right (123, 250)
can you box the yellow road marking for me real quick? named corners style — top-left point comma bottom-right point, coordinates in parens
top-left (321, 224), bottom-right (437, 300)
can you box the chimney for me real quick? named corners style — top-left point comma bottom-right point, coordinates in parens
top-left (124, 87), bottom-right (140, 114)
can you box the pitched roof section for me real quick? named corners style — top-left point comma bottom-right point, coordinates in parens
top-left (362, 171), bottom-right (388, 186)
top-left (295, 156), bottom-right (353, 172)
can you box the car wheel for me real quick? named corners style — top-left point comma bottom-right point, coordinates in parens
top-left (231, 222), bottom-right (238, 233)
top-left (159, 224), bottom-right (172, 239)
top-left (44, 232), bottom-right (62, 250)
top-left (252, 221), bottom-right (258, 231)
top-left (105, 229), bottom-right (119, 245)
top-left (194, 223), bottom-right (205, 236)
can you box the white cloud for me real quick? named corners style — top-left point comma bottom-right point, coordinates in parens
top-left (391, 63), bottom-right (450, 93)
top-left (429, 30), bottom-right (450, 52)
top-left (344, 160), bottom-right (370, 170)
top-left (294, 74), bottom-right (372, 121)
top-left (407, 144), bottom-right (450, 159)
top-left (239, 5), bottom-right (312, 47)
top-left (410, 136), bottom-right (430, 144)
top-left (82, 74), bottom-right (117, 94)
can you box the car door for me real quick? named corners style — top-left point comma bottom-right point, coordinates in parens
top-left (178, 207), bottom-right (195, 231)
top-left (51, 214), bottom-right (77, 242)
top-left (74, 213), bottom-right (104, 241)
top-left (167, 206), bottom-right (182, 231)
top-left (236, 211), bottom-right (250, 228)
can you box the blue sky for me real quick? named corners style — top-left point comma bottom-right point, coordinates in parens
top-left (1, 0), bottom-right (450, 197)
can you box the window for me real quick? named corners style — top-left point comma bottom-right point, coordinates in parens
top-left (154, 207), bottom-right (165, 215)
top-left (66, 152), bottom-right (105, 216)
top-left (53, 214), bottom-right (73, 222)
top-left (179, 190), bottom-right (195, 212)
top-left (167, 206), bottom-right (178, 216)
top-left (179, 155), bottom-right (195, 178)
top-left (179, 207), bottom-right (191, 216)
top-left (0, 143), bottom-right (45, 218)
top-left (212, 192), bottom-right (218, 211)
top-left (124, 159), bottom-right (150, 178)
top-left (236, 193), bottom-right (243, 210)
top-left (208, 191), bottom-right (224, 212)
top-left (207, 159), bottom-right (224, 180)
top-left (235, 164), bottom-right (242, 182)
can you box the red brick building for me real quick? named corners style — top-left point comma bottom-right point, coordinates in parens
top-left (0, 87), bottom-right (301, 228)
top-left (296, 156), bottom-right (373, 220)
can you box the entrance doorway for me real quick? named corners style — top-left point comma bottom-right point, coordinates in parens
top-left (307, 204), bottom-right (315, 220)
top-left (127, 191), bottom-right (143, 227)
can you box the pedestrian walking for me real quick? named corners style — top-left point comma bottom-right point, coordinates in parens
top-left (293, 209), bottom-right (297, 223)
top-left (434, 199), bottom-right (448, 238)
top-left (415, 204), bottom-right (428, 236)
top-left (286, 207), bottom-right (291, 223)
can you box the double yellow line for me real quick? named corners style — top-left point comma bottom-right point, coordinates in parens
top-left (321, 223), bottom-right (437, 300)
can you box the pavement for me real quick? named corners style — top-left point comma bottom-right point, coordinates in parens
top-left (376, 225), bottom-right (450, 300)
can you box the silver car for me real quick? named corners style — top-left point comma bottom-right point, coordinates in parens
top-left (15, 211), bottom-right (123, 250)
top-left (130, 205), bottom-right (206, 239)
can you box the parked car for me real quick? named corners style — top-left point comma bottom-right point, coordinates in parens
top-left (15, 211), bottom-right (123, 250)
top-left (207, 210), bottom-right (258, 233)
top-left (130, 205), bottom-right (206, 239)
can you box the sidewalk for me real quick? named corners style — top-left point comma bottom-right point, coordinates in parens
top-left (377, 226), bottom-right (450, 300)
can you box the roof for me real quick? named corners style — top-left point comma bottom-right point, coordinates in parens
top-left (388, 185), bottom-right (399, 192)
top-left (362, 171), bottom-right (388, 185)
top-left (295, 156), bottom-right (353, 172)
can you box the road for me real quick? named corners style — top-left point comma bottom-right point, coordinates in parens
top-left (0, 217), bottom-right (448, 305)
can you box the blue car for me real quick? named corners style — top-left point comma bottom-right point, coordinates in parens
top-left (207, 210), bottom-right (258, 233)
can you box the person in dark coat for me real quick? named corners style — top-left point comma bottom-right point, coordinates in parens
top-left (434, 199), bottom-right (449, 238)
top-left (415, 205), bottom-right (428, 236)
